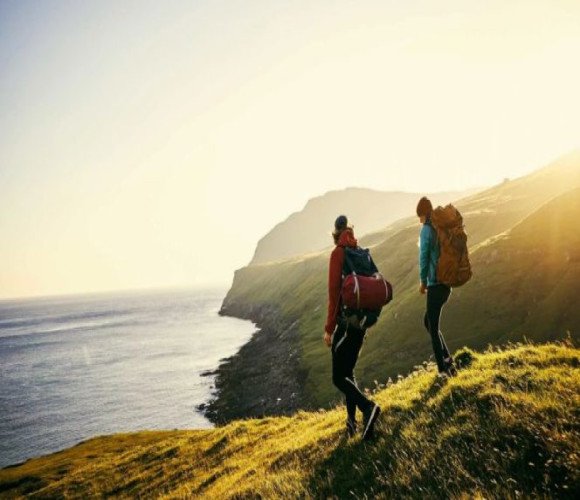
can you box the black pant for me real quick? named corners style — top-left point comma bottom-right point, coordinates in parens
top-left (332, 317), bottom-right (372, 422)
top-left (424, 284), bottom-right (453, 372)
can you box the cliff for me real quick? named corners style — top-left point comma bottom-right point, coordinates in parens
top-left (213, 151), bottom-right (580, 416)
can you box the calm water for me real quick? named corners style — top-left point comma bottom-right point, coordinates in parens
top-left (0, 287), bottom-right (256, 468)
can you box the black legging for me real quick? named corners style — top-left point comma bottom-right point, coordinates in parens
top-left (332, 318), bottom-right (373, 422)
top-left (424, 284), bottom-right (453, 372)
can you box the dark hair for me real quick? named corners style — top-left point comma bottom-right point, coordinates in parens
top-left (334, 215), bottom-right (348, 231)
top-left (332, 215), bottom-right (350, 244)
top-left (416, 196), bottom-right (433, 217)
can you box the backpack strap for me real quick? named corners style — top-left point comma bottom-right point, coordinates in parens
top-left (368, 252), bottom-right (379, 275)
top-left (343, 247), bottom-right (357, 276)
top-left (336, 247), bottom-right (360, 313)
top-left (342, 247), bottom-right (363, 309)
top-left (426, 222), bottom-right (438, 258)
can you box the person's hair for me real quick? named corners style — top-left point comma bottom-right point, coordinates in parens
top-left (416, 196), bottom-right (433, 217)
top-left (332, 214), bottom-right (351, 245)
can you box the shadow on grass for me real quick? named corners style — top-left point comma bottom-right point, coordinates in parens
top-left (306, 374), bottom-right (578, 499)
top-left (306, 377), bottom-right (446, 499)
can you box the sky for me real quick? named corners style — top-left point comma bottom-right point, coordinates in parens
top-left (1, 0), bottom-right (579, 300)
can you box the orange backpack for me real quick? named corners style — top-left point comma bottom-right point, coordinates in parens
top-left (430, 204), bottom-right (472, 287)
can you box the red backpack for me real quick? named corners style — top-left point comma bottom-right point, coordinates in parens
top-left (340, 247), bottom-right (393, 328)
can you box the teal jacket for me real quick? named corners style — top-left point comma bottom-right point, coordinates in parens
top-left (419, 219), bottom-right (440, 287)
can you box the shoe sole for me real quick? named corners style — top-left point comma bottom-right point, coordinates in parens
top-left (362, 405), bottom-right (380, 440)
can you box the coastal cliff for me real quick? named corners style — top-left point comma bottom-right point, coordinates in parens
top-left (206, 152), bottom-right (580, 422)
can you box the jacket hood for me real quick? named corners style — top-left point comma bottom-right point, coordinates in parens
top-left (337, 229), bottom-right (358, 248)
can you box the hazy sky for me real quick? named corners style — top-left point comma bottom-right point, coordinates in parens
top-left (1, 0), bottom-right (579, 299)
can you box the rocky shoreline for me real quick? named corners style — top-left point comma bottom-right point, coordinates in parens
top-left (203, 302), bottom-right (305, 425)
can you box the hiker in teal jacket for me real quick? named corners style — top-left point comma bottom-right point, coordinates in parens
top-left (417, 197), bottom-right (457, 376)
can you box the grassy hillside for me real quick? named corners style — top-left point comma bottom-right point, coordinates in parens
top-left (250, 187), bottom-right (477, 264)
top-left (222, 151), bottom-right (580, 407)
top-left (1, 343), bottom-right (578, 499)
top-left (360, 185), bottom-right (580, 387)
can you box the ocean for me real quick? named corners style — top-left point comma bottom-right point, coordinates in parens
top-left (0, 287), bottom-right (256, 468)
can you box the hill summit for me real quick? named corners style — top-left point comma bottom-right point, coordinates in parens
top-left (1, 342), bottom-right (578, 498)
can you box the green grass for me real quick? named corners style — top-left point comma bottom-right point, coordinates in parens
top-left (1, 342), bottom-right (579, 499)
top-left (222, 154), bottom-right (580, 407)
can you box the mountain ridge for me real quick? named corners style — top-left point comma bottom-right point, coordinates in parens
top-left (250, 187), bottom-right (480, 264)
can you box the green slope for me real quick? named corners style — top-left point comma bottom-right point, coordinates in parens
top-left (361, 185), bottom-right (580, 387)
top-left (1, 343), bottom-right (578, 499)
top-left (222, 151), bottom-right (580, 408)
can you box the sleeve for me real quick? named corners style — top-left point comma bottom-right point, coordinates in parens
top-left (325, 247), bottom-right (344, 334)
top-left (419, 225), bottom-right (431, 285)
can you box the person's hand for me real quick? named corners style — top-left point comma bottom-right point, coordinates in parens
top-left (324, 331), bottom-right (332, 347)
top-left (419, 283), bottom-right (427, 294)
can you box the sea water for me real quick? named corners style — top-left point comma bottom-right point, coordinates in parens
top-left (0, 287), bottom-right (256, 468)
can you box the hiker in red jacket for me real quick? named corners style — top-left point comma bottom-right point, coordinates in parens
top-left (324, 215), bottom-right (380, 440)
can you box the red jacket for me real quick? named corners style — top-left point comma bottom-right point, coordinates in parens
top-left (325, 229), bottom-right (358, 334)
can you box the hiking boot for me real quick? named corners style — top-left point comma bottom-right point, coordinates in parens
top-left (346, 418), bottom-right (357, 438)
top-left (446, 363), bottom-right (458, 377)
top-left (362, 403), bottom-right (380, 441)
top-left (443, 357), bottom-right (458, 377)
